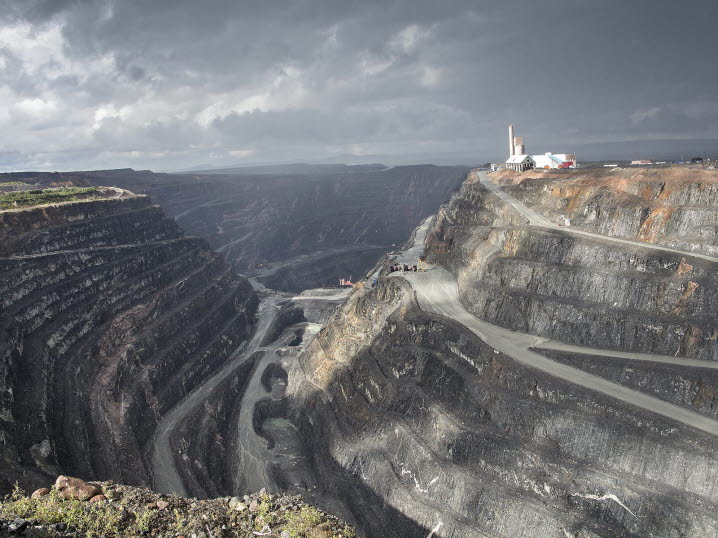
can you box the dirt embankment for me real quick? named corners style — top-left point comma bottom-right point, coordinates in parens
top-left (489, 165), bottom-right (718, 257)
top-left (490, 163), bottom-right (718, 187)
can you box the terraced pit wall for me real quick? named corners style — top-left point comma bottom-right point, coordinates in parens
top-left (288, 276), bottom-right (718, 537)
top-left (425, 172), bottom-right (718, 360)
top-left (496, 166), bottom-right (718, 257)
top-left (284, 166), bottom-right (718, 536)
top-left (0, 195), bottom-right (258, 494)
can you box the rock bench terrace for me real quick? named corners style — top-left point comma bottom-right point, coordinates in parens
top-left (0, 192), bottom-right (258, 493)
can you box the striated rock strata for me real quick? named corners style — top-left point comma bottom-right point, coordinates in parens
top-left (284, 166), bottom-right (718, 536)
top-left (493, 166), bottom-right (718, 257)
top-left (425, 171), bottom-right (718, 360)
top-left (0, 193), bottom-right (257, 494)
top-left (289, 277), bottom-right (718, 537)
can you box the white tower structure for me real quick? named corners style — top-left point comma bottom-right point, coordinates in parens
top-left (505, 123), bottom-right (535, 172)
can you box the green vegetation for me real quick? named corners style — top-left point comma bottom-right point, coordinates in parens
top-left (283, 505), bottom-right (342, 537)
top-left (250, 492), bottom-right (355, 538)
top-left (0, 181), bottom-right (29, 186)
top-left (1, 484), bottom-right (356, 537)
top-left (0, 186), bottom-right (102, 210)
top-left (0, 484), bottom-right (164, 537)
top-left (1, 484), bottom-right (123, 536)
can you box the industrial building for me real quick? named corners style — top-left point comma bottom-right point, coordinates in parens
top-left (505, 154), bottom-right (535, 172)
top-left (503, 124), bottom-right (577, 172)
top-left (533, 152), bottom-right (576, 169)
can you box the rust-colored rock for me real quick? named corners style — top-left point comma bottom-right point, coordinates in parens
top-left (89, 495), bottom-right (107, 503)
top-left (31, 488), bottom-right (50, 498)
top-left (54, 475), bottom-right (86, 490)
top-left (61, 485), bottom-right (100, 501)
top-left (677, 257), bottom-right (694, 276)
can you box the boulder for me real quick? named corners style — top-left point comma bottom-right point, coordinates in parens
top-left (61, 485), bottom-right (100, 501)
top-left (54, 475), bottom-right (86, 490)
top-left (31, 488), bottom-right (50, 498)
top-left (156, 500), bottom-right (169, 510)
top-left (89, 495), bottom-right (107, 503)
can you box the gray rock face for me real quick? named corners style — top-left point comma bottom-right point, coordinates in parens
top-left (257, 246), bottom-right (389, 293)
top-left (542, 350), bottom-right (718, 419)
top-left (170, 356), bottom-right (259, 498)
top-left (0, 196), bottom-right (180, 256)
top-left (284, 168), bottom-right (718, 536)
top-left (0, 193), bottom-right (257, 494)
top-left (426, 176), bottom-right (718, 360)
top-left (289, 278), bottom-right (718, 537)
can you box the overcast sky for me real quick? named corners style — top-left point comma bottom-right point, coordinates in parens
top-left (0, 0), bottom-right (716, 171)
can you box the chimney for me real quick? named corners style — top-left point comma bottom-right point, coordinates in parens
top-left (508, 124), bottom-right (515, 157)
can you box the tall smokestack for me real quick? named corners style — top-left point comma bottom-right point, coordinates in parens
top-left (508, 124), bottom-right (515, 157)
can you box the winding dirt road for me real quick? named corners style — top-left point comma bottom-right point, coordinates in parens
top-left (477, 171), bottom-right (718, 264)
top-left (405, 267), bottom-right (718, 436)
top-left (150, 293), bottom-right (283, 495)
top-left (395, 171), bottom-right (718, 437)
top-left (151, 245), bottom-right (368, 495)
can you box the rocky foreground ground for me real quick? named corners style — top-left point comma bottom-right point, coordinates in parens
top-left (0, 476), bottom-right (354, 537)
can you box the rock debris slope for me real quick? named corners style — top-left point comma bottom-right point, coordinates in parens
top-left (0, 192), bottom-right (257, 494)
top-left (288, 167), bottom-right (718, 537)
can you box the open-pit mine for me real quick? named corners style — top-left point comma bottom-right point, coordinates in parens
top-left (2, 164), bottom-right (718, 537)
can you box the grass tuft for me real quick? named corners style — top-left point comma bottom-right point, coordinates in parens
top-left (1, 483), bottom-right (356, 537)
top-left (0, 187), bottom-right (102, 210)
top-left (283, 505), bottom-right (355, 537)
top-left (0, 484), bottom-right (123, 536)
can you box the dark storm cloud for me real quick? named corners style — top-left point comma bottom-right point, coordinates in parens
top-left (0, 0), bottom-right (715, 171)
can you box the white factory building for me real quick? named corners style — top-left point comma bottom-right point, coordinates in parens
top-left (503, 124), bottom-right (577, 172)
top-left (505, 154), bottom-right (535, 172)
top-left (533, 153), bottom-right (577, 169)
